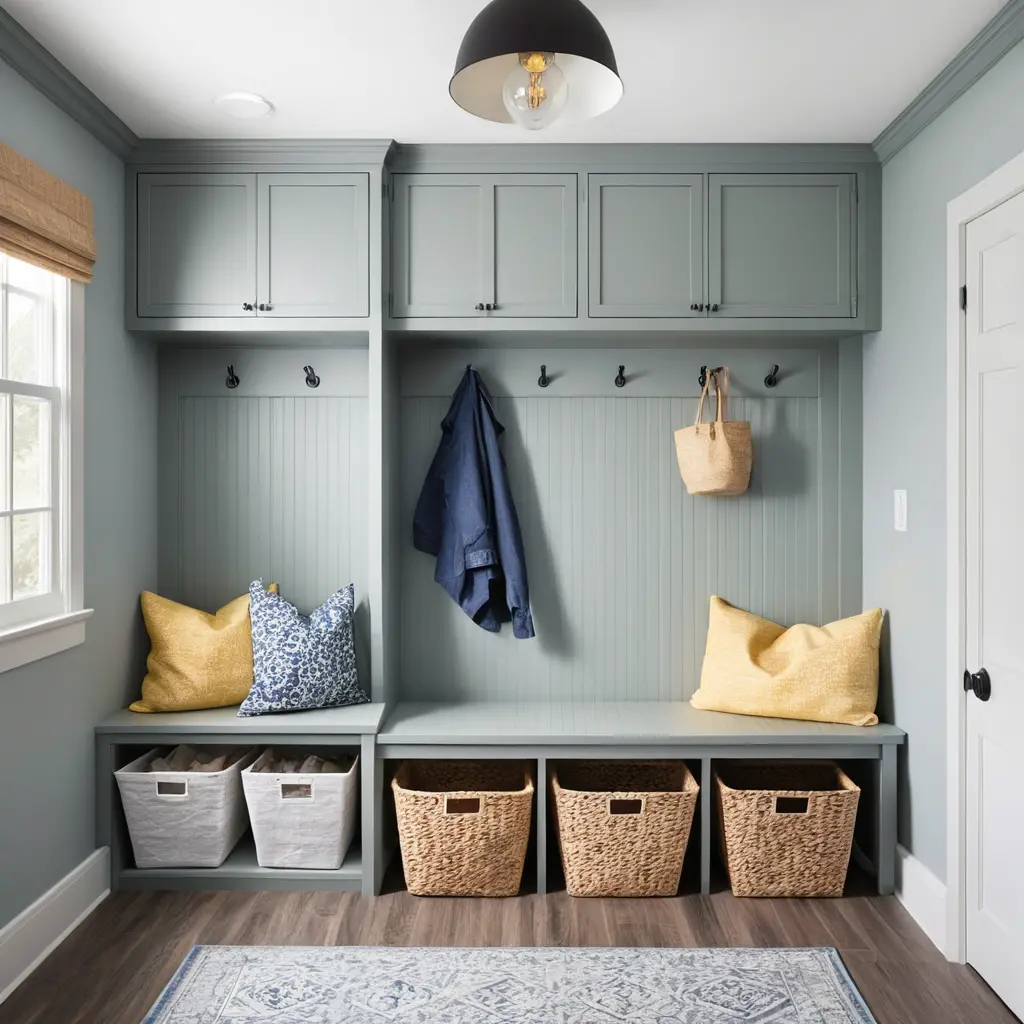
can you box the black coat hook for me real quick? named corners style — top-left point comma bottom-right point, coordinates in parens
top-left (615, 365), bottom-right (626, 388)
top-left (538, 365), bottom-right (549, 388)
top-left (303, 365), bottom-right (320, 389)
top-left (226, 365), bottom-right (240, 389)
top-left (698, 365), bottom-right (724, 389)
top-left (764, 364), bottom-right (780, 388)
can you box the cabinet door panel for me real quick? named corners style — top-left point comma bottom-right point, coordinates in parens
top-left (709, 173), bottom-right (853, 318)
top-left (257, 173), bottom-right (368, 317)
top-left (138, 173), bottom-right (256, 317)
top-left (392, 176), bottom-right (487, 318)
top-left (492, 176), bottom-right (577, 317)
top-left (589, 174), bottom-right (703, 317)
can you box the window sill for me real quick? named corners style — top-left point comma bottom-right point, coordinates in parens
top-left (0, 609), bottom-right (93, 674)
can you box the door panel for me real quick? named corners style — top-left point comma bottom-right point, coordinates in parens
top-left (138, 174), bottom-right (256, 317)
top-left (588, 174), bottom-right (703, 317)
top-left (257, 173), bottom-right (368, 317)
top-left (965, 188), bottom-right (1024, 1021)
top-left (492, 176), bottom-right (576, 317)
top-left (709, 173), bottom-right (853, 318)
top-left (391, 176), bottom-right (487, 318)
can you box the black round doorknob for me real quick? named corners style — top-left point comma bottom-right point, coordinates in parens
top-left (964, 667), bottom-right (992, 701)
top-left (475, 303), bottom-right (485, 310)
top-left (690, 303), bottom-right (698, 311)
top-left (710, 303), bottom-right (720, 312)
top-left (485, 303), bottom-right (495, 311)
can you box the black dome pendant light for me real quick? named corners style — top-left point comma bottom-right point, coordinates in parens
top-left (450, 0), bottom-right (622, 131)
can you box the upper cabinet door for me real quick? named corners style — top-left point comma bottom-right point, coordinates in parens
top-left (391, 174), bottom-right (577, 318)
top-left (257, 173), bottom-right (369, 318)
top-left (392, 175), bottom-right (488, 318)
top-left (491, 175), bottom-right (577, 317)
top-left (709, 173), bottom-right (854, 318)
top-left (588, 174), bottom-right (704, 317)
top-left (137, 173), bottom-right (257, 318)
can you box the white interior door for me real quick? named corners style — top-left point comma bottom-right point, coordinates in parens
top-left (964, 189), bottom-right (1024, 1019)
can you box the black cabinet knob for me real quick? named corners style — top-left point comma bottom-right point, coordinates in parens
top-left (698, 303), bottom-right (705, 312)
top-left (242, 302), bottom-right (254, 312)
top-left (258, 303), bottom-right (272, 312)
top-left (710, 303), bottom-right (720, 313)
top-left (485, 303), bottom-right (495, 311)
top-left (690, 303), bottom-right (698, 311)
top-left (475, 303), bottom-right (485, 311)
top-left (964, 667), bottom-right (992, 701)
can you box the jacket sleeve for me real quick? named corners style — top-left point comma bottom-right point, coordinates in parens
top-left (479, 401), bottom-right (535, 640)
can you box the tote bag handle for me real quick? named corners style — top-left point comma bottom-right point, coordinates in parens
top-left (694, 369), bottom-right (726, 428)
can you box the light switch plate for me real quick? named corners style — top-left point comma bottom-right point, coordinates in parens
top-left (894, 489), bottom-right (908, 532)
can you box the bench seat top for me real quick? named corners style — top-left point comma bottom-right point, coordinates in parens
top-left (96, 703), bottom-right (388, 737)
top-left (377, 701), bottom-right (906, 747)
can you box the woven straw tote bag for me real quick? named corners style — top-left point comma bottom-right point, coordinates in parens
top-left (674, 370), bottom-right (752, 495)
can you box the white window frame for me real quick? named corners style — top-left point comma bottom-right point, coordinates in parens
top-left (0, 260), bottom-right (90, 673)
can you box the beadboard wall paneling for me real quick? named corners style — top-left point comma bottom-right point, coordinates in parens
top-left (158, 348), bottom-right (370, 678)
top-left (398, 347), bottom-right (853, 703)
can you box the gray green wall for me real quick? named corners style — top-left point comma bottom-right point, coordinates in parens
top-left (0, 59), bottom-right (157, 928)
top-left (863, 37), bottom-right (1024, 882)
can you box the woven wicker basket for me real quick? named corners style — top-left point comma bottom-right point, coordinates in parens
top-left (716, 761), bottom-right (860, 898)
top-left (552, 761), bottom-right (699, 897)
top-left (393, 761), bottom-right (534, 897)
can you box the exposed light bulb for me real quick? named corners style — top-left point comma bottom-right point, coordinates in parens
top-left (502, 52), bottom-right (569, 131)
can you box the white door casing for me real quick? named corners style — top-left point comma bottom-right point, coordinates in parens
top-left (962, 189), bottom-right (1024, 1019)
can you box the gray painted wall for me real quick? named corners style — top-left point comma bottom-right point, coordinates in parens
top-left (0, 59), bottom-right (158, 928)
top-left (863, 37), bottom-right (1024, 882)
top-left (399, 346), bottom-right (860, 702)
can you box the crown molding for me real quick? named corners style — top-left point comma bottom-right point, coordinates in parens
top-left (130, 138), bottom-right (395, 167)
top-left (873, 0), bottom-right (1024, 165)
top-left (390, 142), bottom-right (879, 173)
top-left (0, 8), bottom-right (138, 159)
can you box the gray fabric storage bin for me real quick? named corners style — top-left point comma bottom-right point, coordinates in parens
top-left (115, 746), bottom-right (258, 868)
top-left (241, 749), bottom-right (359, 869)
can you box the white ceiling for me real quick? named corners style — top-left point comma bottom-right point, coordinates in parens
top-left (2, 0), bottom-right (1008, 143)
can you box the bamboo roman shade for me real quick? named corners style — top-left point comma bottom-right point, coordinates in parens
top-left (0, 141), bottom-right (96, 283)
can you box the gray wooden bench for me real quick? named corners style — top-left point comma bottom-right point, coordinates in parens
top-left (96, 700), bottom-right (904, 898)
top-left (95, 704), bottom-right (387, 896)
top-left (376, 701), bottom-right (906, 897)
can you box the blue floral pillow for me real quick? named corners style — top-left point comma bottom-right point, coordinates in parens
top-left (239, 580), bottom-right (370, 716)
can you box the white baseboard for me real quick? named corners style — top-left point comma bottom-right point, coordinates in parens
top-left (0, 847), bottom-right (110, 1005)
top-left (895, 843), bottom-right (948, 957)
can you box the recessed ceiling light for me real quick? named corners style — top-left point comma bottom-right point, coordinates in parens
top-left (213, 92), bottom-right (275, 120)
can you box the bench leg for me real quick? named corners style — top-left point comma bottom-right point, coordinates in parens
top-left (361, 735), bottom-right (383, 896)
top-left (535, 755), bottom-right (547, 895)
top-left (95, 736), bottom-right (118, 889)
top-left (701, 756), bottom-right (713, 896)
top-left (876, 744), bottom-right (898, 896)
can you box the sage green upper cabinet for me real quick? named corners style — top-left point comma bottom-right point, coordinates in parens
top-left (588, 174), bottom-right (704, 317)
top-left (137, 171), bottom-right (369, 320)
top-left (257, 173), bottom-right (369, 318)
top-left (391, 176), bottom-right (485, 318)
top-left (391, 174), bottom-right (577, 318)
top-left (138, 173), bottom-right (257, 318)
top-left (708, 173), bottom-right (854, 318)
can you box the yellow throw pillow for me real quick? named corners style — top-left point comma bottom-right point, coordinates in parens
top-left (690, 596), bottom-right (883, 726)
top-left (130, 585), bottom-right (278, 713)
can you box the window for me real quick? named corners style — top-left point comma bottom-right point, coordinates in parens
top-left (0, 254), bottom-right (77, 633)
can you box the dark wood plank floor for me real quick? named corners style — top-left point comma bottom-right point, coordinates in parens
top-left (1, 879), bottom-right (1017, 1024)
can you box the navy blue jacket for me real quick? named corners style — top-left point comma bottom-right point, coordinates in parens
top-left (413, 367), bottom-right (535, 639)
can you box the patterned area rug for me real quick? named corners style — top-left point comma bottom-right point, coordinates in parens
top-left (143, 945), bottom-right (877, 1023)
